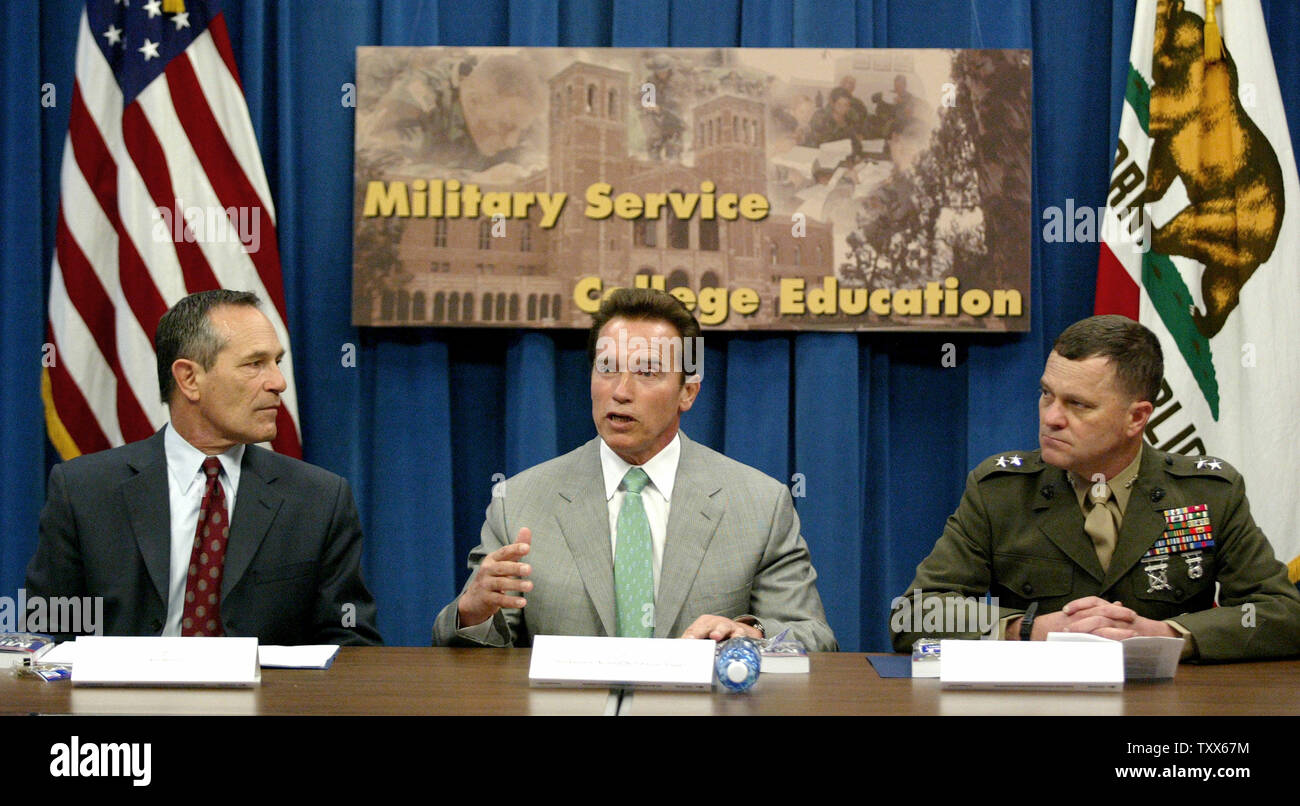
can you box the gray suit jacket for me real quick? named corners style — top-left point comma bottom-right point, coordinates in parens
top-left (432, 433), bottom-right (836, 650)
top-left (26, 429), bottom-right (382, 645)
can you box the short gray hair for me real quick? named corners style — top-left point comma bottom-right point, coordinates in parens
top-left (155, 290), bottom-right (262, 404)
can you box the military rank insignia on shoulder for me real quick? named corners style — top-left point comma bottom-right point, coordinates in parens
top-left (973, 452), bottom-right (1041, 480)
top-left (1163, 453), bottom-right (1235, 481)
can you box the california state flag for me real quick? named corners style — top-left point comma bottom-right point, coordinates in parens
top-left (1098, 0), bottom-right (1300, 577)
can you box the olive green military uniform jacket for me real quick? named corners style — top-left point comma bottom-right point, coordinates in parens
top-left (892, 444), bottom-right (1300, 662)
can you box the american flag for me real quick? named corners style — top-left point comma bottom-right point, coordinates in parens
top-left (43, 0), bottom-right (302, 459)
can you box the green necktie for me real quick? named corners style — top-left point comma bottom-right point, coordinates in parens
top-left (614, 467), bottom-right (654, 638)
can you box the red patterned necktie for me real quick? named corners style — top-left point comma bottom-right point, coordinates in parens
top-left (182, 457), bottom-right (229, 637)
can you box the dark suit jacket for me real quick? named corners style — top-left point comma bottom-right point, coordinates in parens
top-left (26, 429), bottom-right (381, 645)
top-left (892, 444), bottom-right (1300, 661)
top-left (432, 433), bottom-right (837, 650)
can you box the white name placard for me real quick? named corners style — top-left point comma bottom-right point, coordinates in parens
top-left (72, 636), bottom-right (261, 688)
top-left (529, 635), bottom-right (715, 690)
top-left (939, 638), bottom-right (1123, 691)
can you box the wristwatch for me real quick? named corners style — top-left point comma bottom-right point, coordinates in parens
top-left (1019, 601), bottom-right (1039, 642)
top-left (736, 615), bottom-right (766, 638)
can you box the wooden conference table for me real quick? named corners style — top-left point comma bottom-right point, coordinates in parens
top-left (3, 648), bottom-right (1299, 716)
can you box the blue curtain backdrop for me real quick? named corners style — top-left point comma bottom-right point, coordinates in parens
top-left (3, 0), bottom-right (1299, 649)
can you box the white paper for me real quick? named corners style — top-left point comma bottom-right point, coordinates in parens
top-left (817, 138), bottom-right (853, 165)
top-left (72, 636), bottom-right (260, 687)
top-left (853, 160), bottom-right (893, 198)
top-left (771, 146), bottom-right (820, 179)
top-left (39, 641), bottom-right (78, 666)
top-left (528, 635), bottom-right (715, 690)
top-left (795, 189), bottom-right (829, 221)
top-left (939, 638), bottom-right (1124, 691)
top-left (258, 645), bottom-right (340, 669)
top-left (1118, 636), bottom-right (1184, 679)
top-left (1047, 632), bottom-right (1184, 679)
top-left (794, 183), bottom-right (828, 202)
top-left (826, 165), bottom-right (848, 190)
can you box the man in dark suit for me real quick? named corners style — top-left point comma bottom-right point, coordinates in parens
top-left (892, 315), bottom-right (1300, 661)
top-left (27, 290), bottom-right (381, 645)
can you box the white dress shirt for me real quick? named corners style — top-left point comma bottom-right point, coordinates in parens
top-left (598, 433), bottom-right (680, 596)
top-left (455, 433), bottom-right (682, 640)
top-left (163, 424), bottom-right (244, 636)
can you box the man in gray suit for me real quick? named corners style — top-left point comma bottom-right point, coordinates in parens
top-left (433, 288), bottom-right (836, 650)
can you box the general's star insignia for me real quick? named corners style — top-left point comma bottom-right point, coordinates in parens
top-left (1009, 455), bottom-right (1023, 466)
top-left (996, 456), bottom-right (1008, 468)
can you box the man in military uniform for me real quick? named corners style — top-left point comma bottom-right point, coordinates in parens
top-left (802, 87), bottom-right (862, 154)
top-left (892, 315), bottom-right (1300, 662)
top-left (871, 74), bottom-right (918, 140)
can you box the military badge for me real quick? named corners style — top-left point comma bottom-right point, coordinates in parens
top-left (1142, 504), bottom-right (1215, 560)
top-left (1141, 558), bottom-right (1172, 592)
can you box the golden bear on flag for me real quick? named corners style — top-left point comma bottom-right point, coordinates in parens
top-left (1144, 0), bottom-right (1284, 338)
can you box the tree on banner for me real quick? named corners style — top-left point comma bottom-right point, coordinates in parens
top-left (1098, 0), bottom-right (1300, 579)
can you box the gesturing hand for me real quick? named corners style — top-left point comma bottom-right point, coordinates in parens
top-left (457, 527), bottom-right (533, 628)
